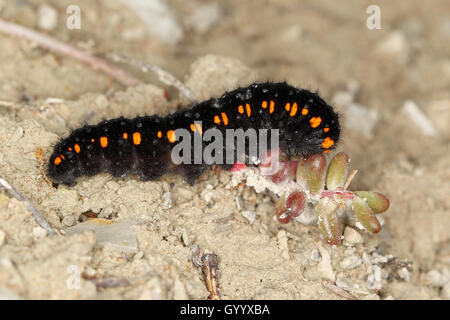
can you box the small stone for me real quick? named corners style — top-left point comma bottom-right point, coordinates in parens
top-left (181, 229), bottom-right (190, 247)
top-left (340, 255), bottom-right (362, 270)
top-left (423, 270), bottom-right (446, 287)
top-left (336, 273), bottom-right (354, 291)
top-left (397, 267), bottom-right (410, 282)
top-left (32, 226), bottom-right (48, 240)
top-left (376, 31), bottom-right (410, 63)
top-left (242, 210), bottom-right (256, 224)
top-left (277, 230), bottom-right (290, 260)
top-left (106, 181), bottom-right (120, 191)
top-left (65, 218), bottom-right (138, 253)
top-left (185, 4), bottom-right (221, 34)
top-left (310, 249), bottom-right (321, 262)
top-left (161, 192), bottom-right (172, 210)
top-left (344, 103), bottom-right (379, 137)
top-left (402, 100), bottom-right (438, 137)
top-left (343, 227), bottom-right (363, 245)
top-left (134, 251), bottom-right (144, 260)
top-left (0, 229), bottom-right (5, 247)
top-left (38, 5), bottom-right (58, 31)
top-left (317, 245), bottom-right (335, 281)
top-left (201, 186), bottom-right (214, 203)
top-left (62, 215), bottom-right (75, 227)
top-left (95, 95), bottom-right (108, 109)
top-left (366, 265), bottom-right (383, 290)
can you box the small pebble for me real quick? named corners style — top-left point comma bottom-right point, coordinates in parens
top-left (317, 245), bottom-right (335, 281)
top-left (106, 181), bottom-right (120, 191)
top-left (95, 95), bottom-right (108, 109)
top-left (336, 273), bottom-right (354, 291)
top-left (186, 4), bottom-right (221, 33)
top-left (62, 215), bottom-right (75, 227)
top-left (397, 267), bottom-right (411, 282)
top-left (32, 226), bottom-right (48, 240)
top-left (366, 265), bottom-right (383, 291)
top-left (38, 5), bottom-right (58, 31)
top-left (343, 227), bottom-right (363, 245)
top-left (402, 100), bottom-right (438, 137)
top-left (277, 230), bottom-right (289, 260)
top-left (310, 249), bottom-right (321, 262)
top-left (340, 255), bottom-right (362, 270)
top-left (0, 229), bottom-right (5, 247)
top-left (161, 192), bottom-right (172, 210)
top-left (134, 251), bottom-right (144, 260)
top-left (242, 210), bottom-right (256, 224)
top-left (344, 103), bottom-right (379, 137)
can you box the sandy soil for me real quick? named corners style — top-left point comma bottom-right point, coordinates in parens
top-left (0, 0), bottom-right (449, 299)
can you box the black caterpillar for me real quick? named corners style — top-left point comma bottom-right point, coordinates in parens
top-left (48, 82), bottom-right (340, 186)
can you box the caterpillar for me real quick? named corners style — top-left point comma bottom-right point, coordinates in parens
top-left (48, 82), bottom-right (340, 186)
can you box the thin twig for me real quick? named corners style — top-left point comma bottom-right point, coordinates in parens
top-left (343, 169), bottom-right (358, 190)
top-left (110, 53), bottom-right (195, 101)
top-left (0, 19), bottom-right (141, 87)
top-left (322, 280), bottom-right (358, 300)
top-left (0, 177), bottom-right (56, 236)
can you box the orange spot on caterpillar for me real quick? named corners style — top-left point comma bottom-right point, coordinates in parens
top-left (323, 150), bottom-right (330, 154)
top-left (246, 103), bottom-right (251, 117)
top-left (221, 112), bottom-right (229, 125)
top-left (322, 137), bottom-right (334, 149)
top-left (285, 103), bottom-right (291, 112)
top-left (157, 131), bottom-right (162, 138)
top-left (100, 137), bottom-right (108, 148)
top-left (302, 108), bottom-right (308, 115)
top-left (195, 123), bottom-right (203, 135)
top-left (68, 147), bottom-right (72, 151)
top-left (74, 144), bottom-right (81, 153)
top-left (60, 154), bottom-right (65, 160)
top-left (190, 124), bottom-right (195, 132)
top-left (324, 127), bottom-right (330, 132)
top-left (269, 100), bottom-right (275, 113)
top-left (310, 116), bottom-right (322, 128)
top-left (133, 132), bottom-right (141, 145)
top-left (123, 133), bottom-right (128, 139)
top-left (261, 101), bottom-right (268, 109)
top-left (214, 115), bottom-right (221, 125)
top-left (91, 138), bottom-right (95, 143)
top-left (167, 130), bottom-right (176, 143)
top-left (54, 157), bottom-right (61, 165)
top-left (238, 105), bottom-right (244, 114)
top-left (290, 102), bottom-right (298, 117)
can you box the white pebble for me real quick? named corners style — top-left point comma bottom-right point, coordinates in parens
top-left (310, 249), bottom-right (321, 262)
top-left (376, 31), bottom-right (410, 63)
top-left (134, 251), bottom-right (144, 260)
top-left (32, 226), bottom-right (48, 240)
top-left (38, 5), bottom-right (58, 31)
top-left (242, 210), bottom-right (256, 224)
top-left (62, 215), bottom-right (75, 227)
top-left (340, 255), bottom-right (362, 270)
top-left (402, 100), bottom-right (438, 137)
top-left (0, 229), bottom-right (5, 247)
top-left (161, 192), bottom-right (172, 210)
top-left (344, 103), bottom-right (379, 137)
top-left (185, 4), bottom-right (221, 34)
top-left (397, 267), bottom-right (410, 282)
top-left (343, 227), bottom-right (363, 245)
top-left (317, 245), bottom-right (335, 281)
top-left (277, 230), bottom-right (290, 260)
top-left (118, 0), bottom-right (183, 45)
